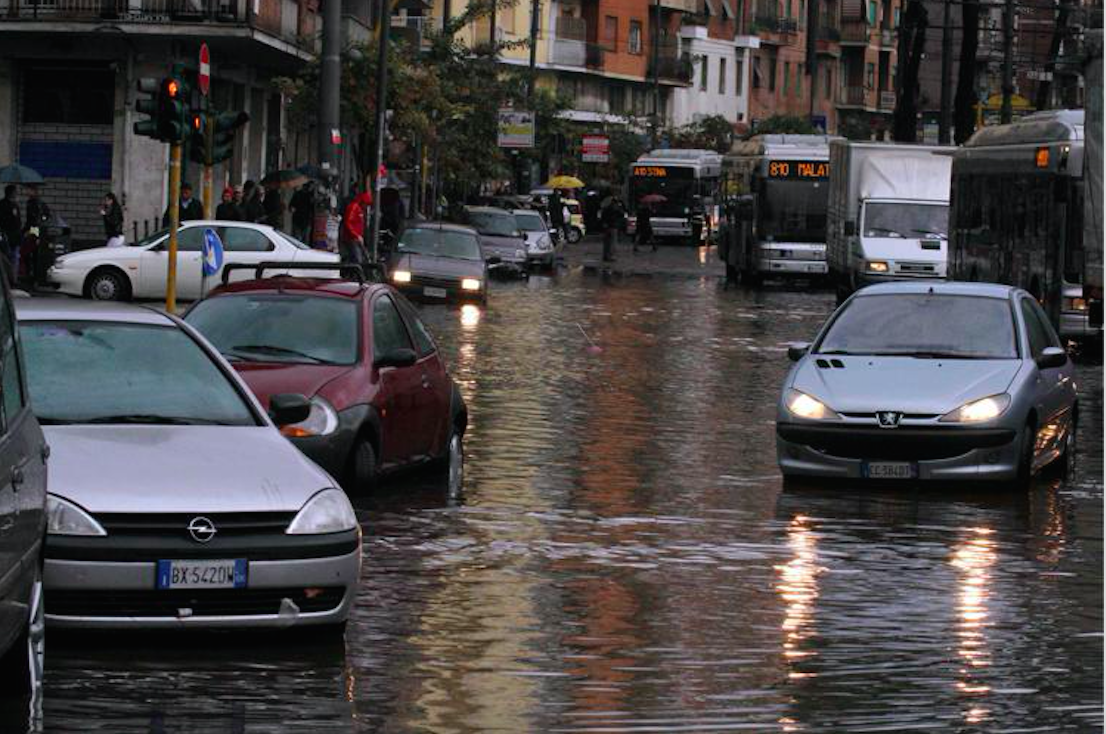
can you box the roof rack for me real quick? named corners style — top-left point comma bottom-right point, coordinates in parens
top-left (219, 261), bottom-right (382, 286)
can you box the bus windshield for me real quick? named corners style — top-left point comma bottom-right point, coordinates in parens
top-left (629, 167), bottom-right (698, 217)
top-left (757, 179), bottom-right (828, 243)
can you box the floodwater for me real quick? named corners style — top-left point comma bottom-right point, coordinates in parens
top-left (25, 266), bottom-right (1106, 732)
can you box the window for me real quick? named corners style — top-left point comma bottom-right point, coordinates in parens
top-left (753, 56), bottom-right (762, 89)
top-left (1020, 299), bottom-right (1051, 357)
top-left (783, 62), bottom-right (791, 96)
top-left (785, 0), bottom-right (792, 17)
top-left (629, 20), bottom-right (643, 54)
top-left (22, 64), bottom-right (114, 125)
top-left (735, 57), bottom-right (744, 95)
top-left (825, 67), bottom-right (832, 99)
top-left (500, 3), bottom-right (515, 34)
top-left (719, 57), bottom-right (727, 94)
top-left (866, 62), bottom-right (875, 89)
top-left (221, 227), bottom-right (275, 252)
top-left (175, 227), bottom-right (206, 252)
top-left (868, 0), bottom-right (877, 24)
top-left (768, 54), bottom-right (777, 91)
top-left (700, 57), bottom-right (709, 91)
top-left (372, 296), bottom-right (414, 355)
top-left (894, 7), bottom-right (900, 26)
top-left (0, 293), bottom-right (22, 430)
top-left (796, 62), bottom-right (803, 96)
top-left (604, 15), bottom-right (618, 50)
top-left (608, 84), bottom-right (626, 114)
top-left (396, 299), bottom-right (438, 359)
top-left (799, 0), bottom-right (805, 22)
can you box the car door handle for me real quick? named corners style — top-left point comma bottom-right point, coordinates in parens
top-left (421, 374), bottom-right (431, 389)
top-left (40, 443), bottom-right (50, 463)
top-left (10, 464), bottom-right (25, 491)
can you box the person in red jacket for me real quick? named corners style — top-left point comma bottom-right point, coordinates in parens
top-left (340, 190), bottom-right (373, 270)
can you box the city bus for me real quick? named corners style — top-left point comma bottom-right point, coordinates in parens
top-left (949, 109), bottom-right (1098, 340)
top-left (626, 149), bottom-right (722, 245)
top-left (718, 135), bottom-right (838, 286)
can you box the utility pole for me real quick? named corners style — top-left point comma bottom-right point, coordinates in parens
top-left (938, 0), bottom-right (952, 143)
top-left (367, 0), bottom-right (390, 264)
top-left (652, 0), bottom-right (661, 146)
top-left (1001, 0), bottom-right (1014, 123)
top-left (528, 0), bottom-right (540, 100)
top-left (319, 0), bottom-right (342, 182)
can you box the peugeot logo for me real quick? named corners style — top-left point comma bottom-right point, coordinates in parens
top-left (877, 411), bottom-right (903, 429)
top-left (187, 516), bottom-right (217, 543)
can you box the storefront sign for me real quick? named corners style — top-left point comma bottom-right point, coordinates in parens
top-left (498, 110), bottom-right (535, 148)
top-left (581, 134), bottom-right (610, 163)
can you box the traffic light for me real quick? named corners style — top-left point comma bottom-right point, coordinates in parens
top-left (156, 66), bottom-right (190, 143)
top-left (134, 77), bottom-right (160, 139)
top-left (188, 110), bottom-right (207, 165)
top-left (210, 111), bottom-right (249, 165)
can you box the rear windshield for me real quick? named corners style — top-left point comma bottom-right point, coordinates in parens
top-left (466, 211), bottom-right (521, 238)
top-left (186, 295), bottom-right (359, 365)
top-left (514, 212), bottom-right (546, 232)
top-left (817, 294), bottom-right (1017, 359)
top-left (398, 229), bottom-right (482, 261)
top-left (20, 321), bottom-right (258, 425)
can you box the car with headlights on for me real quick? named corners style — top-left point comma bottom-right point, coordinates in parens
top-left (776, 282), bottom-right (1077, 485)
top-left (388, 223), bottom-right (488, 304)
top-left (17, 299), bottom-right (361, 630)
top-left (512, 209), bottom-right (558, 271)
top-left (462, 206), bottom-right (528, 276)
top-left (47, 220), bottom-right (337, 302)
top-left (185, 266), bottom-right (467, 495)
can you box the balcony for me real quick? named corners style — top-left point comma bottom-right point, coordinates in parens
top-left (550, 16), bottom-right (587, 67)
top-left (0, 0), bottom-right (317, 52)
top-left (391, 14), bottom-right (443, 49)
top-left (778, 17), bottom-right (799, 34)
top-left (648, 52), bottom-right (693, 83)
top-left (586, 43), bottom-right (605, 69)
top-left (840, 20), bottom-right (870, 45)
top-left (815, 22), bottom-right (841, 55)
top-left (838, 85), bottom-right (868, 107)
top-left (753, 14), bottom-right (798, 44)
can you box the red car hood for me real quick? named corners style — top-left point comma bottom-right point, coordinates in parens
top-left (231, 361), bottom-right (352, 407)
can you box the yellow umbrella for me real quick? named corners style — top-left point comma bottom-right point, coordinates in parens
top-left (544, 175), bottom-right (585, 189)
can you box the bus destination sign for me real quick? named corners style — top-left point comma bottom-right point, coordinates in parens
top-left (767, 160), bottom-right (829, 179)
top-left (633, 165), bottom-right (668, 177)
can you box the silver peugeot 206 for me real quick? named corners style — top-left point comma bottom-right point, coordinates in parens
top-left (777, 282), bottom-right (1078, 484)
top-left (16, 300), bottom-right (361, 630)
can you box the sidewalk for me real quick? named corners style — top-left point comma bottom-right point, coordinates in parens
top-left (563, 234), bottom-right (725, 280)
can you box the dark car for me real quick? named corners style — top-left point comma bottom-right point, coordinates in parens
top-left (388, 223), bottom-right (488, 304)
top-left (184, 269), bottom-right (467, 494)
top-left (0, 275), bottom-right (47, 699)
top-left (462, 206), bottom-right (528, 276)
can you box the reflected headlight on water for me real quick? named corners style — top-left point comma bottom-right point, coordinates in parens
top-left (460, 304), bottom-right (481, 327)
top-left (785, 389), bottom-right (840, 421)
top-left (940, 394), bottom-right (1011, 423)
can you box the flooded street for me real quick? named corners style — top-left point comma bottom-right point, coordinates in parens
top-left (39, 265), bottom-right (1103, 732)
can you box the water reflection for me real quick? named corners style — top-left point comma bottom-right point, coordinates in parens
top-left (776, 514), bottom-right (822, 678)
top-left (459, 304), bottom-right (481, 329)
top-left (951, 527), bottom-right (996, 715)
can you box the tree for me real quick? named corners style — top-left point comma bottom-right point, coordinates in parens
top-left (666, 115), bottom-right (735, 152)
top-left (746, 115), bottom-right (818, 137)
top-left (954, 0), bottom-right (981, 144)
top-left (893, 0), bottom-right (927, 141)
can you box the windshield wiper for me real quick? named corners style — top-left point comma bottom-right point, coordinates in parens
top-left (872, 350), bottom-right (995, 360)
top-left (227, 344), bottom-right (335, 364)
top-left (866, 227), bottom-right (904, 237)
top-left (82, 414), bottom-right (231, 425)
top-left (912, 229), bottom-right (947, 238)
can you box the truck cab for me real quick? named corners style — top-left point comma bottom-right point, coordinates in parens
top-left (849, 197), bottom-right (948, 286)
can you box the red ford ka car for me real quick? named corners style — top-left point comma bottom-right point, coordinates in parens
top-left (184, 264), bottom-right (466, 493)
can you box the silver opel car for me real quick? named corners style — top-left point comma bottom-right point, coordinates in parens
top-left (777, 282), bottom-right (1078, 484)
top-left (16, 300), bottom-right (361, 630)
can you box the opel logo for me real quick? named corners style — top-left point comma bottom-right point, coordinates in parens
top-left (187, 516), bottom-right (217, 543)
top-left (877, 411), bottom-right (903, 429)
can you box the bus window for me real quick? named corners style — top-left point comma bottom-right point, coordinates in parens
top-left (756, 176), bottom-right (828, 243)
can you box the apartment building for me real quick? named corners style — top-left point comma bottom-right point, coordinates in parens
top-left (0, 0), bottom-right (320, 242)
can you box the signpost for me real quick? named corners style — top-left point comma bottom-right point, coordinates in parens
top-left (497, 109), bottom-right (535, 149)
top-left (581, 134), bottom-right (610, 163)
top-left (200, 227), bottom-right (224, 298)
top-left (198, 44), bottom-right (213, 219)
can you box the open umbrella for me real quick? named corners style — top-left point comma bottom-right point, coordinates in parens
top-left (260, 169), bottom-right (308, 189)
top-left (640, 193), bottom-right (667, 204)
top-left (544, 175), bottom-right (584, 189)
top-left (0, 164), bottom-right (45, 185)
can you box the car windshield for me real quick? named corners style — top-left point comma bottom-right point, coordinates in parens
top-left (864, 202), bottom-right (949, 239)
top-left (186, 295), bottom-right (359, 365)
top-left (397, 229), bottom-right (483, 261)
top-left (817, 294), bottom-right (1017, 359)
top-left (514, 213), bottom-right (546, 232)
top-left (131, 228), bottom-right (169, 248)
top-left (467, 211), bottom-right (521, 238)
top-left (20, 321), bottom-right (259, 425)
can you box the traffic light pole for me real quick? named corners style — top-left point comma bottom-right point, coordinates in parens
top-left (202, 103), bottom-right (214, 219)
top-left (166, 142), bottom-right (182, 313)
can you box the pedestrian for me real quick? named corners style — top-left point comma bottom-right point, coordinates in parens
top-left (599, 192), bottom-right (625, 263)
top-left (289, 181), bottom-right (315, 243)
top-left (215, 187), bottom-right (243, 221)
top-left (162, 182), bottom-right (203, 226)
top-left (0, 185), bottom-right (21, 276)
top-left (262, 184), bottom-right (284, 230)
top-left (340, 189), bottom-right (373, 274)
top-left (548, 189), bottom-right (565, 244)
top-left (21, 185), bottom-right (51, 284)
top-left (242, 180), bottom-right (265, 223)
top-left (379, 186), bottom-right (405, 262)
top-left (101, 192), bottom-right (125, 247)
top-left (634, 200), bottom-right (655, 253)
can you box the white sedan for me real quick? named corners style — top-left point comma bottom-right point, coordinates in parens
top-left (48, 221), bottom-right (340, 301)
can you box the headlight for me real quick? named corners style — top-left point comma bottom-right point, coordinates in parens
top-left (392, 270), bottom-right (412, 284)
top-left (461, 278), bottom-right (482, 292)
top-left (286, 488), bottom-right (358, 535)
top-left (785, 389), bottom-right (840, 420)
top-left (536, 235), bottom-right (552, 251)
top-left (280, 396), bottom-right (339, 437)
top-left (47, 495), bottom-right (106, 536)
top-left (866, 260), bottom-right (889, 273)
top-left (940, 394), bottom-right (1011, 423)
top-left (1065, 297), bottom-right (1088, 311)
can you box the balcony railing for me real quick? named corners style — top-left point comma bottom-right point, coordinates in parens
top-left (817, 22), bottom-right (841, 41)
top-left (1, 0), bottom-right (316, 50)
top-left (550, 16), bottom-right (587, 67)
top-left (778, 17), bottom-right (799, 33)
top-left (840, 85), bottom-right (867, 106)
top-left (648, 52), bottom-right (693, 83)
top-left (840, 21), bottom-right (870, 44)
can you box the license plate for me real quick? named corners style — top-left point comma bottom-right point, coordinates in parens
top-left (423, 286), bottom-right (447, 298)
top-left (156, 559), bottom-right (247, 590)
top-left (862, 462), bottom-right (917, 479)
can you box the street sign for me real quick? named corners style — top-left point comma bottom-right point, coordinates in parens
top-left (202, 228), bottom-right (223, 276)
top-left (498, 109), bottom-right (534, 149)
top-left (581, 134), bottom-right (610, 163)
top-left (199, 43), bottom-right (210, 97)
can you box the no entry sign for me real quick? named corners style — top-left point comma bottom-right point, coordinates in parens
top-left (199, 43), bottom-right (210, 96)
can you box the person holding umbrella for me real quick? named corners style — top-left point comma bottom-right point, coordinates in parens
top-left (634, 198), bottom-right (655, 253)
top-left (0, 185), bottom-right (20, 275)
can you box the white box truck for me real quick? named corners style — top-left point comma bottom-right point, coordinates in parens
top-left (827, 141), bottom-right (955, 302)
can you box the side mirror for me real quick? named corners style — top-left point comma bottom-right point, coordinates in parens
top-left (787, 342), bottom-right (810, 362)
top-left (374, 347), bottom-right (418, 370)
top-left (844, 221), bottom-right (856, 237)
top-left (269, 393), bottom-right (311, 426)
top-left (1036, 346), bottom-right (1068, 370)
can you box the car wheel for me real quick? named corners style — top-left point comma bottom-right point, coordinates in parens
top-left (1057, 411), bottom-right (1078, 479)
top-left (1015, 421), bottom-right (1037, 488)
top-left (0, 562), bottom-right (45, 699)
top-left (86, 268), bottom-right (130, 301)
top-left (444, 429), bottom-right (464, 497)
top-left (348, 437), bottom-right (378, 492)
top-left (567, 227), bottom-right (582, 244)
